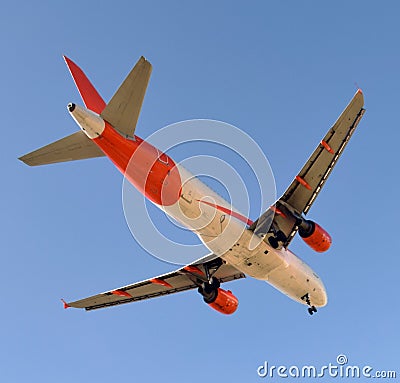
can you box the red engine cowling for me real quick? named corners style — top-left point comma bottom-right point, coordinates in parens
top-left (299, 220), bottom-right (332, 252)
top-left (207, 288), bottom-right (239, 315)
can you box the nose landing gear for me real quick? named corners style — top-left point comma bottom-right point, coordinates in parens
top-left (301, 293), bottom-right (317, 315)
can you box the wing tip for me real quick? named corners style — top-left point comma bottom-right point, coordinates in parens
top-left (61, 299), bottom-right (71, 309)
top-left (139, 55), bottom-right (152, 69)
top-left (356, 88), bottom-right (364, 105)
top-left (18, 155), bottom-right (35, 166)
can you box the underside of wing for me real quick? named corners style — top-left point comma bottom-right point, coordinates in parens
top-left (19, 131), bottom-right (105, 166)
top-left (100, 56), bottom-right (152, 138)
top-left (66, 256), bottom-right (245, 311)
top-left (251, 90), bottom-right (365, 248)
top-left (281, 90), bottom-right (365, 215)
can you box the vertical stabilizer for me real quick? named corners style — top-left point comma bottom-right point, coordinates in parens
top-left (63, 56), bottom-right (106, 114)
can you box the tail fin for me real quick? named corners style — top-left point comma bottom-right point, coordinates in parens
top-left (19, 56), bottom-right (150, 166)
top-left (19, 57), bottom-right (108, 166)
top-left (63, 56), bottom-right (106, 114)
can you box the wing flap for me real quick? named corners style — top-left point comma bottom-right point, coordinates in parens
top-left (66, 257), bottom-right (245, 311)
top-left (19, 131), bottom-right (105, 166)
top-left (100, 56), bottom-right (152, 137)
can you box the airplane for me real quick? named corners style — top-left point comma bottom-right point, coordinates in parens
top-left (19, 56), bottom-right (365, 315)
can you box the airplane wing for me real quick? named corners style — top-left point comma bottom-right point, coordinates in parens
top-left (65, 256), bottom-right (245, 311)
top-left (100, 56), bottom-right (152, 138)
top-left (19, 131), bottom-right (105, 166)
top-left (251, 90), bottom-right (365, 247)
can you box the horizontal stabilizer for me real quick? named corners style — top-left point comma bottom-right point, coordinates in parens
top-left (100, 56), bottom-right (152, 137)
top-left (19, 131), bottom-right (105, 166)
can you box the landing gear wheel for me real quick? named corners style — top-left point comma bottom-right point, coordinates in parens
top-left (268, 236), bottom-right (279, 249)
top-left (276, 230), bottom-right (287, 243)
top-left (207, 277), bottom-right (220, 290)
top-left (199, 277), bottom-right (220, 295)
top-left (307, 306), bottom-right (317, 315)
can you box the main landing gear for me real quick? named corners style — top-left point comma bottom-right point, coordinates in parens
top-left (193, 258), bottom-right (222, 304)
top-left (301, 293), bottom-right (317, 315)
top-left (267, 230), bottom-right (287, 249)
top-left (198, 277), bottom-right (220, 304)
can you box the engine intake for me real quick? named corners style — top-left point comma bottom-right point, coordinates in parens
top-left (298, 219), bottom-right (332, 253)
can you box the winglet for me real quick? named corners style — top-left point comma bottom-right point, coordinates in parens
top-left (61, 299), bottom-right (70, 309)
top-left (63, 55), bottom-right (106, 114)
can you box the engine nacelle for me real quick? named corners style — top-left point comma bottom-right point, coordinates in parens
top-left (203, 288), bottom-right (239, 315)
top-left (298, 219), bottom-right (332, 253)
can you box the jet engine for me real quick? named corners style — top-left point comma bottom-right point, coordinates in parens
top-left (199, 282), bottom-right (238, 315)
top-left (298, 219), bottom-right (332, 252)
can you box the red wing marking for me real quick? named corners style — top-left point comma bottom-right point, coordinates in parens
top-left (295, 175), bottom-right (312, 190)
top-left (321, 140), bottom-right (334, 154)
top-left (150, 278), bottom-right (173, 288)
top-left (183, 265), bottom-right (205, 275)
top-left (111, 290), bottom-right (132, 298)
top-left (270, 205), bottom-right (287, 218)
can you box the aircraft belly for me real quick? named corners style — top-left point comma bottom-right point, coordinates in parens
top-left (164, 165), bottom-right (327, 307)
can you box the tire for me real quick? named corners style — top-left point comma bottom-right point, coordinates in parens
top-left (276, 230), bottom-right (287, 242)
top-left (268, 236), bottom-right (279, 249)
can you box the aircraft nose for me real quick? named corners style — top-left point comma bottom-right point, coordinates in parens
top-left (313, 281), bottom-right (328, 307)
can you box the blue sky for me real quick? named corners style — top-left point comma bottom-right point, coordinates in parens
top-left (2, 1), bottom-right (399, 382)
